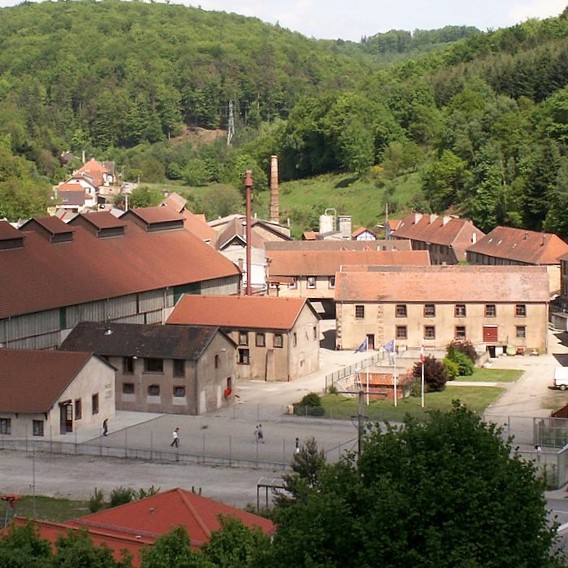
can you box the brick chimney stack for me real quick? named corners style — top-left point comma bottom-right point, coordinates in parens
top-left (269, 155), bottom-right (279, 224)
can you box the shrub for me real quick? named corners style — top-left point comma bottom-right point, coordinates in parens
top-left (412, 355), bottom-right (448, 392)
top-left (299, 392), bottom-right (322, 407)
top-left (452, 350), bottom-right (474, 376)
top-left (88, 488), bottom-right (105, 513)
top-left (109, 486), bottom-right (136, 507)
top-left (328, 384), bottom-right (338, 395)
top-left (443, 357), bottom-right (460, 380)
top-left (447, 340), bottom-right (477, 363)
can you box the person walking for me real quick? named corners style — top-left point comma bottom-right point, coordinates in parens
top-left (535, 444), bottom-right (542, 462)
top-left (257, 424), bottom-right (264, 443)
top-left (102, 419), bottom-right (108, 437)
top-left (295, 437), bottom-right (300, 455)
top-left (171, 427), bottom-right (180, 448)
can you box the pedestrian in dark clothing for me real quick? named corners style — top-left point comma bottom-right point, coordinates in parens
top-left (102, 419), bottom-right (108, 437)
top-left (257, 424), bottom-right (264, 443)
top-left (295, 437), bottom-right (300, 455)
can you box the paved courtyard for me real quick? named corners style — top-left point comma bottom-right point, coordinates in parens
top-left (2, 324), bottom-right (568, 510)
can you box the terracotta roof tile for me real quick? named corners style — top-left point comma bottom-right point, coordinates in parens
top-left (265, 239), bottom-right (412, 252)
top-left (13, 488), bottom-right (274, 567)
top-left (267, 250), bottom-right (430, 277)
top-left (391, 213), bottom-right (484, 260)
top-left (0, 349), bottom-right (95, 413)
top-left (70, 488), bottom-right (274, 549)
top-left (168, 295), bottom-right (314, 330)
top-left (0, 216), bottom-right (240, 320)
top-left (334, 266), bottom-right (550, 303)
top-left (467, 226), bottom-right (568, 265)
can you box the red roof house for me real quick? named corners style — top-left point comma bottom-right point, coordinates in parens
top-left (11, 488), bottom-right (275, 566)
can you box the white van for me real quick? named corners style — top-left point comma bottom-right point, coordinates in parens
top-left (554, 368), bottom-right (568, 390)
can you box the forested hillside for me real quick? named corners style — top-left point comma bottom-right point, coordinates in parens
top-left (0, 1), bottom-right (567, 239)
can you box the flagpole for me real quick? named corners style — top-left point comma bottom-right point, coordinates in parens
top-left (393, 340), bottom-right (397, 407)
top-left (421, 346), bottom-right (425, 408)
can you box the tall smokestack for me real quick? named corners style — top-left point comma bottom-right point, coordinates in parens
top-left (269, 155), bottom-right (279, 224)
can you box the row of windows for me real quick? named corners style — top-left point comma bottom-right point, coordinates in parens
top-left (355, 304), bottom-right (528, 319)
top-left (394, 325), bottom-right (527, 340)
top-left (0, 418), bottom-right (45, 437)
top-left (285, 276), bottom-right (335, 290)
top-left (238, 330), bottom-right (312, 347)
top-left (122, 357), bottom-right (186, 376)
top-left (122, 383), bottom-right (187, 397)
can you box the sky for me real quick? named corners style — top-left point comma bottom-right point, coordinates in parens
top-left (173, 0), bottom-right (567, 41)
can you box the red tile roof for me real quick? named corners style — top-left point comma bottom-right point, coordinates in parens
top-left (391, 213), bottom-right (484, 260)
top-left (265, 239), bottom-right (412, 252)
top-left (73, 159), bottom-right (111, 188)
top-left (267, 250), bottom-right (430, 277)
top-left (168, 295), bottom-right (314, 330)
top-left (0, 215), bottom-right (240, 320)
top-left (13, 488), bottom-right (274, 567)
top-left (0, 349), bottom-right (97, 413)
top-left (334, 265), bottom-right (550, 303)
top-left (182, 210), bottom-right (217, 243)
top-left (467, 226), bottom-right (568, 265)
top-left (351, 227), bottom-right (376, 238)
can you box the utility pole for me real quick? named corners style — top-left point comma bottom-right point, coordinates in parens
top-left (227, 100), bottom-right (235, 146)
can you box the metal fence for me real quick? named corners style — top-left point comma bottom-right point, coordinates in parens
top-left (0, 429), bottom-right (355, 472)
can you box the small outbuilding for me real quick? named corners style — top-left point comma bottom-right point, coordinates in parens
top-left (0, 349), bottom-right (115, 438)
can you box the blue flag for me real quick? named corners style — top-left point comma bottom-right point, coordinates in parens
top-left (383, 339), bottom-right (395, 353)
top-left (354, 338), bottom-right (368, 353)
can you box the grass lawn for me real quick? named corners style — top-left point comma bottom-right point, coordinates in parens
top-left (453, 368), bottom-right (523, 383)
top-left (321, 385), bottom-right (505, 422)
top-left (3, 495), bottom-right (89, 522)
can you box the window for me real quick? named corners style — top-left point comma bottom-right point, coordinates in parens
top-left (355, 305), bottom-right (365, 319)
top-left (144, 358), bottom-right (163, 373)
top-left (313, 326), bottom-right (318, 340)
top-left (238, 349), bottom-right (250, 365)
top-left (238, 331), bottom-right (248, 346)
top-left (328, 276), bottom-right (335, 289)
top-left (307, 276), bottom-right (316, 289)
top-left (424, 304), bottom-right (436, 317)
top-left (173, 386), bottom-right (186, 397)
top-left (395, 304), bottom-right (407, 318)
top-left (515, 304), bottom-right (527, 317)
top-left (215, 354), bottom-right (220, 369)
top-left (122, 356), bottom-right (134, 374)
top-left (485, 304), bottom-right (497, 317)
top-left (293, 332), bottom-right (297, 347)
top-left (173, 359), bottom-right (185, 378)
top-left (274, 333), bottom-right (283, 348)
top-left (455, 326), bottom-right (467, 340)
top-left (122, 382), bottom-right (135, 394)
top-left (288, 278), bottom-right (297, 289)
top-left (454, 304), bottom-right (466, 317)
top-left (92, 393), bottom-right (99, 415)
top-left (424, 326), bottom-right (436, 340)
top-left (75, 399), bottom-right (82, 420)
top-left (516, 326), bottom-right (526, 339)
top-left (256, 333), bottom-right (266, 347)
top-left (0, 418), bottom-right (11, 435)
top-left (396, 326), bottom-right (407, 340)
top-left (33, 420), bottom-right (44, 437)
top-left (147, 384), bottom-right (160, 396)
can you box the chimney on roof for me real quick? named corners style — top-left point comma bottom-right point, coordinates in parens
top-left (524, 232), bottom-right (528, 240)
top-left (413, 213), bottom-right (422, 224)
top-left (429, 214), bottom-right (437, 224)
top-left (269, 155), bottom-right (279, 224)
top-left (472, 232), bottom-right (477, 244)
top-left (542, 235), bottom-right (546, 246)
top-left (442, 216), bottom-right (451, 226)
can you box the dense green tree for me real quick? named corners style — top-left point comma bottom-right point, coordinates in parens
top-left (200, 517), bottom-right (271, 568)
top-left (139, 526), bottom-right (211, 568)
top-left (268, 404), bottom-right (563, 567)
top-left (0, 522), bottom-right (52, 568)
